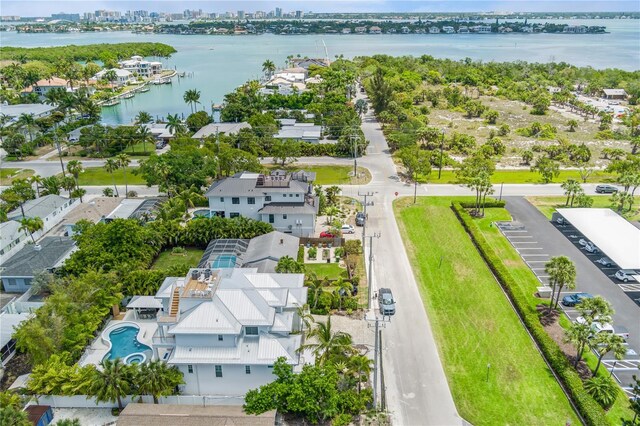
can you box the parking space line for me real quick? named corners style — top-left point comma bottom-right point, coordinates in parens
top-left (536, 275), bottom-right (551, 278)
top-left (508, 235), bottom-right (533, 238)
top-left (512, 241), bottom-right (539, 244)
top-left (522, 254), bottom-right (550, 257)
top-left (504, 230), bottom-right (528, 233)
top-left (517, 247), bottom-right (544, 250)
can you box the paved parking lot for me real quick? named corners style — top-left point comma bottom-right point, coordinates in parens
top-left (501, 197), bottom-right (640, 391)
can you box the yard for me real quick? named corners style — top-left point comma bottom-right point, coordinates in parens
top-left (304, 262), bottom-right (345, 280)
top-left (527, 195), bottom-right (640, 222)
top-left (0, 168), bottom-right (34, 185)
top-left (64, 167), bottom-right (145, 186)
top-left (395, 196), bottom-right (579, 425)
top-left (150, 247), bottom-right (204, 270)
top-left (423, 168), bottom-right (617, 184)
top-left (265, 164), bottom-right (371, 185)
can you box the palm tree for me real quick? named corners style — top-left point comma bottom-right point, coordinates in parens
top-left (324, 205), bottom-right (341, 224)
top-left (40, 176), bottom-right (61, 196)
top-left (165, 114), bottom-right (186, 136)
top-left (66, 160), bottom-right (83, 187)
top-left (183, 89), bottom-right (201, 114)
top-left (567, 119), bottom-right (578, 132)
top-left (333, 278), bottom-right (353, 310)
top-left (583, 376), bottom-right (619, 410)
top-left (592, 333), bottom-right (627, 375)
top-left (135, 360), bottom-right (183, 404)
top-left (565, 321), bottom-right (593, 368)
top-left (305, 273), bottom-right (326, 310)
top-left (102, 69), bottom-right (118, 86)
top-left (28, 175), bottom-right (43, 198)
top-left (104, 158), bottom-right (120, 197)
top-left (117, 154), bottom-right (131, 197)
top-left (89, 358), bottom-right (132, 411)
top-left (176, 186), bottom-right (203, 215)
top-left (348, 354), bottom-right (373, 393)
top-left (545, 256), bottom-right (577, 311)
top-left (561, 179), bottom-right (583, 207)
top-left (262, 59), bottom-right (276, 79)
top-left (19, 217), bottom-right (44, 243)
top-left (298, 315), bottom-right (355, 365)
top-left (60, 175), bottom-right (76, 198)
top-left (275, 256), bottom-right (305, 273)
top-left (17, 113), bottom-right (37, 142)
top-left (137, 125), bottom-right (153, 154)
top-left (135, 111), bottom-right (153, 125)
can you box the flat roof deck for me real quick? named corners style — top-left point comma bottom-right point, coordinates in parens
top-left (557, 208), bottom-right (640, 270)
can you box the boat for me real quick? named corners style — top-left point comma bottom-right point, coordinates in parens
top-left (161, 77), bottom-right (172, 85)
top-left (177, 72), bottom-right (186, 77)
top-left (102, 99), bottom-right (120, 107)
top-left (123, 92), bottom-right (135, 99)
top-left (138, 86), bottom-right (150, 93)
top-left (152, 79), bottom-right (163, 85)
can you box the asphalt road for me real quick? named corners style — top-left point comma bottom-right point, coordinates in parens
top-left (504, 197), bottom-right (640, 374)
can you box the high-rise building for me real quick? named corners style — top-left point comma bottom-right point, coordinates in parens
top-left (237, 10), bottom-right (245, 19)
top-left (295, 10), bottom-right (304, 18)
top-left (275, 7), bottom-right (283, 18)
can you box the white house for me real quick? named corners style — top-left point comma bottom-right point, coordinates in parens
top-left (272, 67), bottom-right (307, 83)
top-left (274, 121), bottom-right (322, 143)
top-left (442, 26), bottom-right (455, 34)
top-left (205, 171), bottom-right (317, 237)
top-left (95, 68), bottom-right (135, 86)
top-left (24, 77), bottom-right (70, 97)
top-left (0, 221), bottom-right (28, 263)
top-left (429, 26), bottom-right (440, 34)
top-left (119, 55), bottom-right (163, 78)
top-left (7, 195), bottom-right (79, 236)
top-left (152, 267), bottom-right (308, 396)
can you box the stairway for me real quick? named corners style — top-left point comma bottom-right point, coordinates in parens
top-left (170, 287), bottom-right (180, 317)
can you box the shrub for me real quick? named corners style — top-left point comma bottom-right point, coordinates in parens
top-left (297, 245), bottom-right (304, 263)
top-left (308, 247), bottom-right (318, 260)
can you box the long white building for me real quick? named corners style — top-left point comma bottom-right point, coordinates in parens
top-left (152, 267), bottom-right (308, 396)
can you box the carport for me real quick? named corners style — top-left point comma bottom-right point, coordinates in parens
top-left (556, 208), bottom-right (640, 270)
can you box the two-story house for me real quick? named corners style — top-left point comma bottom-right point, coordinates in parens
top-left (205, 171), bottom-right (317, 237)
top-left (119, 55), bottom-right (163, 78)
top-left (152, 267), bottom-right (307, 396)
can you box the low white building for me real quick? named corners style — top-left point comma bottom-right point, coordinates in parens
top-left (274, 121), bottom-right (322, 143)
top-left (272, 67), bottom-right (307, 83)
top-left (205, 171), bottom-right (317, 237)
top-left (119, 55), bottom-right (163, 78)
top-left (95, 68), bottom-right (135, 86)
top-left (152, 267), bottom-right (308, 396)
top-left (7, 195), bottom-right (79, 236)
top-left (0, 221), bottom-right (28, 263)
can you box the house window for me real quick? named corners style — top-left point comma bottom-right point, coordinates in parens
top-left (230, 213), bottom-right (240, 218)
top-left (245, 326), bottom-right (259, 336)
top-left (248, 197), bottom-right (255, 205)
top-left (283, 194), bottom-right (287, 198)
top-left (187, 365), bottom-right (194, 374)
top-left (245, 365), bottom-right (251, 374)
top-left (265, 196), bottom-right (271, 202)
top-left (218, 335), bottom-right (223, 341)
top-left (296, 194), bottom-right (300, 197)
top-left (232, 197), bottom-right (240, 205)
top-left (283, 214), bottom-right (288, 220)
top-left (268, 214), bottom-right (274, 224)
top-left (220, 197), bottom-right (224, 202)
top-left (215, 365), bottom-right (223, 378)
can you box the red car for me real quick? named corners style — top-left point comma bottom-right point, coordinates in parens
top-left (320, 231), bottom-right (335, 238)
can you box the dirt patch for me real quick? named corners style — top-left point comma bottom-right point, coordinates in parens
top-left (0, 352), bottom-right (32, 391)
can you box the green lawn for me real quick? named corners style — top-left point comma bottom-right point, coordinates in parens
top-left (0, 168), bottom-right (34, 184)
top-left (265, 165), bottom-right (371, 185)
top-left (527, 195), bottom-right (640, 222)
top-left (395, 197), bottom-right (579, 425)
top-left (65, 167), bottom-right (145, 186)
top-left (151, 248), bottom-right (204, 270)
top-left (304, 262), bottom-right (345, 280)
top-left (425, 169), bottom-right (617, 184)
top-left (124, 142), bottom-right (155, 155)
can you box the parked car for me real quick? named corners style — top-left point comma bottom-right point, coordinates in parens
top-left (591, 322), bottom-right (630, 341)
top-left (378, 288), bottom-right (396, 316)
top-left (578, 238), bottom-right (589, 247)
top-left (561, 292), bottom-right (594, 307)
top-left (595, 257), bottom-right (614, 267)
top-left (595, 184), bottom-right (618, 194)
top-left (584, 242), bottom-right (600, 254)
top-left (615, 269), bottom-right (638, 283)
top-left (155, 141), bottom-right (166, 149)
top-left (341, 224), bottom-right (355, 234)
top-left (355, 212), bottom-right (366, 226)
top-left (319, 231), bottom-right (336, 238)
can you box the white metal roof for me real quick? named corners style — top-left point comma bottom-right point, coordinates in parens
top-left (127, 295), bottom-right (163, 309)
top-left (0, 313), bottom-right (31, 348)
top-left (557, 208), bottom-right (640, 269)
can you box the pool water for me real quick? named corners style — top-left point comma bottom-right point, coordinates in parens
top-left (104, 326), bottom-right (151, 363)
top-left (212, 254), bottom-right (237, 268)
top-left (192, 209), bottom-right (212, 219)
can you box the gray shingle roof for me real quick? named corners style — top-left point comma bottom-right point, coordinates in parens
top-left (7, 195), bottom-right (71, 220)
top-left (243, 231), bottom-right (299, 271)
top-left (0, 236), bottom-right (75, 277)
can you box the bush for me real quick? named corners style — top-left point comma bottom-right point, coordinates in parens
top-left (451, 202), bottom-right (608, 426)
top-left (297, 245), bottom-right (304, 263)
top-left (308, 247), bottom-right (318, 260)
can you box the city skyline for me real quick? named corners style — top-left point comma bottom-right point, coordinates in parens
top-left (2, 1), bottom-right (639, 17)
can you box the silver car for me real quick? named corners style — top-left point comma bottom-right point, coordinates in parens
top-left (378, 288), bottom-right (396, 316)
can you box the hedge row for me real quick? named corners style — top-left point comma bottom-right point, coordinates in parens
top-left (458, 200), bottom-right (506, 209)
top-left (297, 246), bottom-right (305, 263)
top-left (451, 202), bottom-right (608, 426)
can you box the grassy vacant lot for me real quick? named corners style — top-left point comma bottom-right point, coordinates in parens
top-left (151, 248), bottom-right (204, 270)
top-left (527, 195), bottom-right (640, 222)
top-left (265, 164), bottom-right (371, 185)
top-left (69, 167), bottom-right (145, 186)
top-left (427, 169), bottom-right (617, 184)
top-left (124, 141), bottom-right (155, 154)
top-left (304, 262), bottom-right (345, 280)
top-left (0, 168), bottom-right (34, 185)
top-left (395, 196), bottom-right (579, 425)
top-left (475, 205), bottom-right (633, 423)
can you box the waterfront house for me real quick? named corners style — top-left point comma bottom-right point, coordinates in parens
top-left (272, 67), bottom-right (308, 83)
top-left (458, 26), bottom-right (470, 33)
top-left (602, 89), bottom-right (628, 100)
top-left (23, 77), bottom-right (71, 98)
top-left (401, 26), bottom-right (410, 34)
top-left (442, 26), bottom-right (455, 34)
top-left (0, 236), bottom-right (76, 293)
top-left (290, 58), bottom-right (330, 70)
top-left (119, 55), bottom-right (163, 78)
top-left (192, 122), bottom-right (251, 140)
top-left (354, 26), bottom-right (367, 34)
top-left (0, 104), bottom-right (56, 124)
top-left (152, 267), bottom-right (308, 396)
top-left (94, 68), bottom-right (135, 86)
top-left (429, 26), bottom-right (440, 34)
top-left (341, 28), bottom-right (351, 34)
top-left (7, 195), bottom-right (79, 235)
top-left (205, 171), bottom-right (317, 237)
top-left (563, 25), bottom-right (587, 34)
top-left (369, 26), bottom-right (382, 34)
top-left (1, 312), bottom-right (32, 365)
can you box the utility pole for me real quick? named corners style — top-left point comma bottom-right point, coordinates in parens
top-left (438, 128), bottom-right (445, 179)
top-left (351, 133), bottom-right (358, 177)
top-left (53, 123), bottom-right (65, 176)
top-left (368, 232), bottom-right (381, 309)
top-left (358, 191), bottom-right (374, 248)
top-left (367, 313), bottom-right (388, 409)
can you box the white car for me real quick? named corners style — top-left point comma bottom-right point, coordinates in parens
top-left (584, 243), bottom-right (600, 254)
top-left (341, 224), bottom-right (355, 234)
top-left (615, 269), bottom-right (638, 283)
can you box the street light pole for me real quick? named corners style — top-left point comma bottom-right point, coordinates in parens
top-left (438, 129), bottom-right (445, 179)
top-left (359, 191), bottom-right (374, 249)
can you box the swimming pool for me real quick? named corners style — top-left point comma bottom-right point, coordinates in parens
top-left (212, 254), bottom-right (237, 268)
top-left (103, 325), bottom-right (151, 364)
top-left (192, 209), bottom-right (213, 219)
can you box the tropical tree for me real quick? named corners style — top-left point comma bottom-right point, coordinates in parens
top-left (261, 59), bottom-right (276, 79)
top-left (183, 89), bottom-right (201, 114)
top-left (591, 332), bottom-right (627, 375)
top-left (103, 158), bottom-right (120, 197)
top-left (567, 119), bottom-right (579, 132)
top-left (136, 125), bottom-right (153, 154)
top-left (88, 358), bottom-right (132, 411)
top-left (66, 160), bottom-right (84, 202)
top-left (135, 111), bottom-right (153, 125)
top-left (116, 154), bottom-right (131, 197)
top-left (561, 179), bottom-right (583, 207)
top-left (2, 178), bottom-right (36, 218)
top-left (60, 175), bottom-right (76, 198)
top-left (17, 113), bottom-right (37, 142)
top-left (19, 217), bottom-right (44, 243)
top-left (397, 146), bottom-right (431, 204)
top-left (135, 360), bottom-right (183, 404)
top-left (565, 320), bottom-right (593, 368)
top-left (348, 354), bottom-right (373, 393)
top-left (583, 376), bottom-right (619, 410)
top-left (40, 176), bottom-right (61, 196)
top-left (354, 98), bottom-right (368, 118)
top-left (101, 69), bottom-right (118, 86)
top-left (369, 67), bottom-right (393, 113)
top-left (298, 315), bottom-right (355, 365)
top-left (531, 157), bottom-right (560, 183)
top-left (165, 113), bottom-right (186, 136)
top-left (275, 256), bottom-right (305, 273)
top-left (545, 256), bottom-right (577, 310)
top-left (28, 175), bottom-right (43, 198)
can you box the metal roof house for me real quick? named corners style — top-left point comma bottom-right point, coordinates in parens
top-left (205, 171), bottom-right (318, 237)
top-left (192, 122), bottom-right (251, 140)
top-left (6, 195), bottom-right (79, 242)
top-left (602, 89), bottom-right (628, 100)
top-left (0, 236), bottom-right (76, 293)
top-left (0, 221), bottom-right (28, 264)
top-left (274, 121), bottom-right (322, 143)
top-left (152, 267), bottom-right (307, 396)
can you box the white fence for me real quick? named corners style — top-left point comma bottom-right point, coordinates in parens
top-left (35, 394), bottom-right (244, 408)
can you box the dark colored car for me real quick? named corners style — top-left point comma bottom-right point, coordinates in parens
top-left (320, 231), bottom-right (335, 238)
top-left (562, 292), bottom-right (594, 307)
top-left (595, 184), bottom-right (618, 194)
top-left (355, 212), bottom-right (366, 226)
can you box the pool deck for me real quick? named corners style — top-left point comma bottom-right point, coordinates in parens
top-left (79, 311), bottom-right (157, 367)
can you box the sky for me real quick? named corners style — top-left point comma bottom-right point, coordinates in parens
top-left (2, 1), bottom-right (639, 16)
